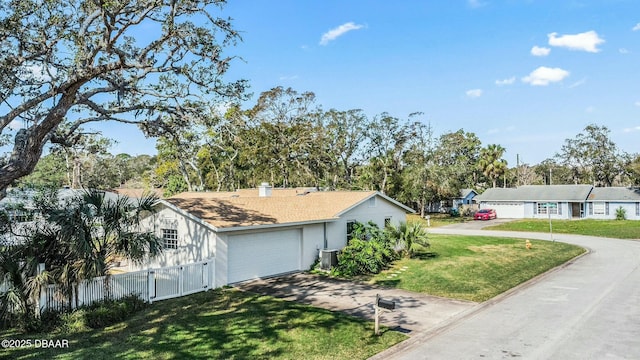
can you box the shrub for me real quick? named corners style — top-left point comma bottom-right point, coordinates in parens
top-left (385, 221), bottom-right (430, 258)
top-left (83, 294), bottom-right (147, 329)
top-left (332, 221), bottom-right (398, 277)
top-left (616, 206), bottom-right (627, 220)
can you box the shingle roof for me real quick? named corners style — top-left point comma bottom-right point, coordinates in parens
top-left (588, 187), bottom-right (640, 202)
top-left (459, 189), bottom-right (477, 198)
top-left (163, 190), bottom-right (413, 229)
top-left (475, 185), bottom-right (594, 202)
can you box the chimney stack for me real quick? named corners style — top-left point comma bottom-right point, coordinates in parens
top-left (258, 182), bottom-right (272, 197)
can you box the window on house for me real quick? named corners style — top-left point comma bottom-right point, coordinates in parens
top-left (636, 202), bottom-right (640, 216)
top-left (384, 217), bottom-right (392, 227)
top-left (162, 229), bottom-right (178, 250)
top-left (536, 202), bottom-right (558, 215)
top-left (9, 210), bottom-right (34, 223)
top-left (593, 202), bottom-right (606, 215)
top-left (368, 197), bottom-right (376, 207)
top-left (346, 221), bottom-right (356, 244)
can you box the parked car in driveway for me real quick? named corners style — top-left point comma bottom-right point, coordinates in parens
top-left (474, 208), bottom-right (497, 220)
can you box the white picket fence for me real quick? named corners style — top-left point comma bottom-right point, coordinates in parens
top-left (39, 260), bottom-right (215, 312)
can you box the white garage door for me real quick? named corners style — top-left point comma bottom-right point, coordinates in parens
top-left (227, 228), bottom-right (301, 284)
top-left (483, 202), bottom-right (524, 219)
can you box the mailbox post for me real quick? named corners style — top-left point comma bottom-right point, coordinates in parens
top-left (374, 294), bottom-right (396, 335)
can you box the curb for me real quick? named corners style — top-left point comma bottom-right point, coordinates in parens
top-left (369, 241), bottom-right (591, 360)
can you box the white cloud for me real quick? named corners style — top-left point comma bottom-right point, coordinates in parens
top-left (319, 22), bottom-right (365, 46)
top-left (623, 126), bottom-right (640, 133)
top-left (466, 89), bottom-right (483, 98)
top-left (585, 106), bottom-right (596, 113)
top-left (568, 78), bottom-right (587, 88)
top-left (619, 48), bottom-right (630, 54)
top-left (19, 63), bottom-right (57, 82)
top-left (531, 46), bottom-right (551, 56)
top-left (635, 101), bottom-right (640, 107)
top-left (522, 66), bottom-right (570, 86)
top-left (633, 23), bottom-right (640, 31)
top-left (8, 120), bottom-right (22, 130)
top-left (547, 31), bottom-right (604, 53)
top-left (468, 0), bottom-right (487, 8)
top-left (495, 77), bottom-right (516, 86)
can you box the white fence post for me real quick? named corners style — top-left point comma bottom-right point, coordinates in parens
top-left (179, 266), bottom-right (184, 296)
top-left (148, 270), bottom-right (155, 304)
top-left (208, 259), bottom-right (215, 289)
top-left (37, 263), bottom-right (46, 316)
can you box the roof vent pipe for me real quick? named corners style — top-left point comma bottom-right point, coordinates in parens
top-left (258, 182), bottom-right (272, 197)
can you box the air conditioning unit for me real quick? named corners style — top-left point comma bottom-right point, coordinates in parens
top-left (320, 249), bottom-right (339, 270)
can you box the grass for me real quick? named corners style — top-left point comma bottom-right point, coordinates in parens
top-left (483, 219), bottom-right (640, 239)
top-left (370, 234), bottom-right (586, 302)
top-left (0, 289), bottom-right (406, 360)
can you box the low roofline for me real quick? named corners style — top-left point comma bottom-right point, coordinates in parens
top-left (336, 191), bottom-right (415, 216)
top-left (157, 200), bottom-right (220, 233)
top-left (215, 218), bottom-right (339, 233)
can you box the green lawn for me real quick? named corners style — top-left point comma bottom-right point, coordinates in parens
top-left (0, 289), bottom-right (405, 360)
top-left (371, 234), bottom-right (586, 302)
top-left (408, 213), bottom-right (472, 228)
top-left (484, 219), bottom-right (640, 239)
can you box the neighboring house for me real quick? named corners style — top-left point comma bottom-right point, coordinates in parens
top-left (425, 189), bottom-right (477, 213)
top-left (134, 183), bottom-right (414, 286)
top-left (474, 185), bottom-right (640, 220)
top-left (0, 187), bottom-right (139, 245)
top-left (453, 189), bottom-right (478, 208)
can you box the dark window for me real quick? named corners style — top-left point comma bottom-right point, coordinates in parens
top-left (346, 221), bottom-right (356, 244)
top-left (162, 229), bottom-right (178, 250)
top-left (384, 217), bottom-right (392, 227)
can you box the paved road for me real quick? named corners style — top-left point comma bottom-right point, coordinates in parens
top-left (374, 229), bottom-right (640, 360)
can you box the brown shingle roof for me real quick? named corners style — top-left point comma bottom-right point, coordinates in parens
top-left (164, 190), bottom-right (379, 229)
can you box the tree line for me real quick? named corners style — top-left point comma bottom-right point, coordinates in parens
top-left (18, 87), bottom-right (640, 217)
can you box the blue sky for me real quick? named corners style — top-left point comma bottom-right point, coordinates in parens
top-left (109, 0), bottom-right (640, 166)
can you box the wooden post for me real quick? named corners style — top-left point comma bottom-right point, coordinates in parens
top-left (375, 303), bottom-right (380, 335)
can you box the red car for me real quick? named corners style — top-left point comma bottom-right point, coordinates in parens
top-left (474, 208), bottom-right (497, 220)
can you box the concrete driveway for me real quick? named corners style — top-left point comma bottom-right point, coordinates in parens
top-left (235, 273), bottom-right (476, 336)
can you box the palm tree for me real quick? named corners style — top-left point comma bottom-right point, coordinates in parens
top-left (385, 221), bottom-right (430, 258)
top-left (479, 144), bottom-right (508, 188)
top-left (51, 190), bottom-right (163, 297)
top-left (0, 244), bottom-right (50, 326)
top-left (27, 189), bottom-right (164, 307)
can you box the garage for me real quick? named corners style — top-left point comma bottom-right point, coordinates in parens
top-left (227, 228), bottom-right (302, 284)
top-left (482, 202), bottom-right (524, 219)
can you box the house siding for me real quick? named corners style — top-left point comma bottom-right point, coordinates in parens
top-left (587, 202), bottom-right (640, 220)
top-left (133, 193), bottom-right (409, 286)
top-left (524, 202), bottom-right (535, 218)
top-left (134, 204), bottom-right (217, 271)
top-left (326, 196), bottom-right (407, 250)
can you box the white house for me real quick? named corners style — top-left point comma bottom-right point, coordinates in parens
top-left (133, 184), bottom-right (414, 287)
top-left (586, 187), bottom-right (640, 220)
top-left (474, 185), bottom-right (640, 220)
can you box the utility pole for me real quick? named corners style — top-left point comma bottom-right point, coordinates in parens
top-left (516, 154), bottom-right (520, 187)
